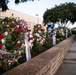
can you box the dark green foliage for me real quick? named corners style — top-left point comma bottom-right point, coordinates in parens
top-left (31, 39), bottom-right (44, 57)
top-left (43, 2), bottom-right (76, 25)
top-left (15, 0), bottom-right (20, 4)
top-left (31, 37), bottom-right (52, 57)
top-left (56, 31), bottom-right (65, 44)
top-left (0, 0), bottom-right (9, 11)
top-left (33, 24), bottom-right (45, 36)
top-left (71, 28), bottom-right (76, 35)
top-left (42, 37), bottom-right (52, 49)
top-left (56, 32), bottom-right (64, 39)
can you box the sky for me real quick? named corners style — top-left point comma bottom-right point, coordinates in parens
top-left (8, 0), bottom-right (76, 28)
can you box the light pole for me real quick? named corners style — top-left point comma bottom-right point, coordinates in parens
top-left (36, 14), bottom-right (39, 24)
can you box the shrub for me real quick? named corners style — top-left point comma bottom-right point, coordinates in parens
top-left (31, 39), bottom-right (44, 57)
top-left (56, 32), bottom-right (65, 40)
top-left (42, 37), bottom-right (52, 50)
top-left (72, 30), bottom-right (76, 34)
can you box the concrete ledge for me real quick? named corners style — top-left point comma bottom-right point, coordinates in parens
top-left (2, 35), bottom-right (75, 75)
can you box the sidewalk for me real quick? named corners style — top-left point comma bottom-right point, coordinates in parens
top-left (55, 39), bottom-right (76, 75)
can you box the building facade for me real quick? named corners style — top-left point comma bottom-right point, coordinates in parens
top-left (0, 9), bottom-right (43, 31)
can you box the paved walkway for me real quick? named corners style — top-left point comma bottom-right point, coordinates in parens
top-left (55, 39), bottom-right (76, 75)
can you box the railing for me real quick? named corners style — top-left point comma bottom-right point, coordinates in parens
top-left (2, 35), bottom-right (75, 75)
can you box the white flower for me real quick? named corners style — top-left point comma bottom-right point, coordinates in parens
top-left (17, 41), bottom-right (20, 43)
top-left (25, 32), bottom-right (28, 36)
top-left (8, 60), bottom-right (11, 62)
top-left (7, 25), bottom-right (9, 27)
top-left (35, 33), bottom-right (40, 37)
top-left (29, 40), bottom-right (33, 43)
top-left (2, 22), bottom-right (4, 24)
top-left (21, 33), bottom-right (23, 34)
top-left (16, 25), bottom-right (19, 28)
top-left (40, 41), bottom-right (43, 44)
top-left (29, 34), bottom-right (33, 38)
top-left (1, 39), bottom-right (5, 43)
top-left (12, 28), bottom-right (14, 32)
top-left (37, 38), bottom-right (40, 41)
top-left (2, 45), bottom-right (6, 49)
top-left (14, 51), bottom-right (17, 53)
top-left (38, 30), bottom-right (41, 33)
top-left (12, 21), bottom-right (14, 23)
top-left (43, 38), bottom-right (45, 41)
top-left (9, 62), bottom-right (11, 65)
top-left (19, 51), bottom-right (21, 54)
top-left (4, 31), bottom-right (8, 36)
top-left (38, 25), bottom-right (40, 28)
top-left (29, 31), bottom-right (32, 34)
top-left (15, 59), bottom-right (17, 62)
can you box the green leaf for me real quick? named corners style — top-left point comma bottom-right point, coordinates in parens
top-left (6, 34), bottom-right (12, 40)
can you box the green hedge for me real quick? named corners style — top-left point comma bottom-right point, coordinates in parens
top-left (72, 30), bottom-right (76, 34)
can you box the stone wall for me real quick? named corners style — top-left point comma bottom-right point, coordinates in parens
top-left (2, 35), bottom-right (75, 75)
